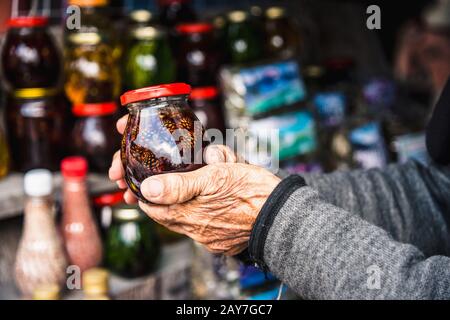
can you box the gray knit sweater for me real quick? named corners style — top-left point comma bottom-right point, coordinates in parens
top-left (262, 161), bottom-right (450, 299)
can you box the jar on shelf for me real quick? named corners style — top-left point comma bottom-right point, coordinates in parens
top-left (122, 26), bottom-right (176, 92)
top-left (1, 16), bottom-right (61, 90)
top-left (104, 204), bottom-right (161, 278)
top-left (70, 102), bottom-right (120, 173)
top-left (264, 7), bottom-right (301, 60)
top-left (175, 23), bottom-right (220, 86)
top-left (5, 88), bottom-right (70, 172)
top-left (64, 32), bottom-right (121, 105)
top-left (120, 83), bottom-right (207, 202)
top-left (189, 87), bottom-right (225, 134)
top-left (225, 10), bottom-right (263, 64)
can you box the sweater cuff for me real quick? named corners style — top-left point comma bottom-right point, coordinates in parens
top-left (248, 174), bottom-right (306, 270)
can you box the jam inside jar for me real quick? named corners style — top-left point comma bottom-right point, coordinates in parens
top-left (120, 83), bottom-right (207, 202)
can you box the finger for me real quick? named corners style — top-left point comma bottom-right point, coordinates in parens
top-left (138, 202), bottom-right (170, 224)
top-left (116, 115), bottom-right (128, 135)
top-left (124, 189), bottom-right (137, 204)
top-left (204, 145), bottom-right (237, 164)
top-left (140, 165), bottom-right (218, 205)
top-left (109, 151), bottom-right (124, 181)
top-left (116, 179), bottom-right (127, 189)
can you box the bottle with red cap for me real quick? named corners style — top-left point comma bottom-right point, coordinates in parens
top-left (120, 83), bottom-right (207, 202)
top-left (158, 0), bottom-right (196, 28)
top-left (190, 87), bottom-right (226, 134)
top-left (70, 102), bottom-right (120, 173)
top-left (61, 156), bottom-right (103, 273)
top-left (1, 14), bottom-right (61, 89)
top-left (175, 22), bottom-right (221, 86)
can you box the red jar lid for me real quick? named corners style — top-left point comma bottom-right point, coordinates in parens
top-left (120, 83), bottom-right (191, 106)
top-left (72, 102), bottom-right (117, 117)
top-left (8, 16), bottom-right (49, 28)
top-left (176, 23), bottom-right (213, 34)
top-left (61, 156), bottom-right (88, 178)
top-left (190, 87), bottom-right (219, 100)
top-left (94, 191), bottom-right (125, 207)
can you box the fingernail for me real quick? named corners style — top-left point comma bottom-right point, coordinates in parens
top-left (142, 178), bottom-right (163, 197)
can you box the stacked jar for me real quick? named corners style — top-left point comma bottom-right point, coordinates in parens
top-left (174, 22), bottom-right (226, 137)
top-left (1, 14), bottom-right (70, 172)
top-left (64, 0), bottom-right (121, 173)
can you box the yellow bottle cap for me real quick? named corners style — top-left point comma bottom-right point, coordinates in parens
top-left (228, 11), bottom-right (248, 23)
top-left (83, 268), bottom-right (109, 297)
top-left (32, 284), bottom-right (60, 300)
top-left (266, 7), bottom-right (286, 19)
top-left (68, 0), bottom-right (108, 7)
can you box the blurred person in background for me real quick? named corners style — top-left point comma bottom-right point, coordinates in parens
top-left (394, 0), bottom-right (450, 97)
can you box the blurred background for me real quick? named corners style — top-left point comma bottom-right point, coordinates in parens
top-left (0, 0), bottom-right (449, 300)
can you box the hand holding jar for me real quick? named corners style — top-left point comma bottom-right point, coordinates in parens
top-left (111, 84), bottom-right (280, 255)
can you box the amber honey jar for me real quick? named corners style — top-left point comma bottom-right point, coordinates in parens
top-left (120, 83), bottom-right (207, 202)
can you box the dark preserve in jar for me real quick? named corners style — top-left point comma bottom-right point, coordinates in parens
top-left (175, 23), bottom-right (220, 86)
top-left (120, 83), bottom-right (207, 202)
top-left (71, 102), bottom-right (120, 173)
top-left (5, 88), bottom-right (70, 172)
top-left (158, 0), bottom-right (196, 28)
top-left (1, 16), bottom-right (61, 89)
top-left (189, 87), bottom-right (225, 134)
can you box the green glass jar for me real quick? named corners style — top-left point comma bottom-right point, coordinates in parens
top-left (122, 26), bottom-right (176, 91)
top-left (225, 10), bottom-right (263, 64)
top-left (104, 205), bottom-right (161, 278)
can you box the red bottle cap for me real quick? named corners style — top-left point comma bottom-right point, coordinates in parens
top-left (61, 156), bottom-right (88, 178)
top-left (93, 191), bottom-right (125, 207)
top-left (7, 16), bottom-right (49, 28)
top-left (120, 83), bottom-right (191, 106)
top-left (190, 87), bottom-right (219, 100)
top-left (72, 102), bottom-right (117, 117)
top-left (176, 23), bottom-right (213, 34)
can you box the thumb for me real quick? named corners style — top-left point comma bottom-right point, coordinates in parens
top-left (140, 165), bottom-right (215, 205)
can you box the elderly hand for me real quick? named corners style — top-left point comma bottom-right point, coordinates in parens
top-left (109, 115), bottom-right (281, 255)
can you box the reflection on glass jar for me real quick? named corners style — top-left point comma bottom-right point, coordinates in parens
top-left (104, 204), bottom-right (161, 278)
top-left (70, 102), bottom-right (120, 173)
top-left (1, 16), bottom-right (61, 89)
top-left (5, 88), bottom-right (70, 172)
top-left (120, 83), bottom-right (207, 202)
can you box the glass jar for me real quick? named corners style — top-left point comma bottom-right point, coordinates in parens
top-left (104, 205), bottom-right (161, 278)
top-left (122, 26), bottom-right (176, 92)
top-left (120, 83), bottom-right (207, 202)
top-left (5, 88), bottom-right (70, 172)
top-left (1, 16), bottom-right (61, 89)
top-left (175, 23), bottom-right (220, 86)
top-left (189, 87), bottom-right (225, 134)
top-left (225, 10), bottom-right (263, 64)
top-left (64, 32), bottom-right (121, 105)
top-left (70, 102), bottom-right (121, 173)
top-left (264, 7), bottom-right (301, 60)
top-left (158, 0), bottom-right (196, 28)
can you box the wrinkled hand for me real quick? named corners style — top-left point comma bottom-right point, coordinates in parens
top-left (109, 115), bottom-right (281, 255)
